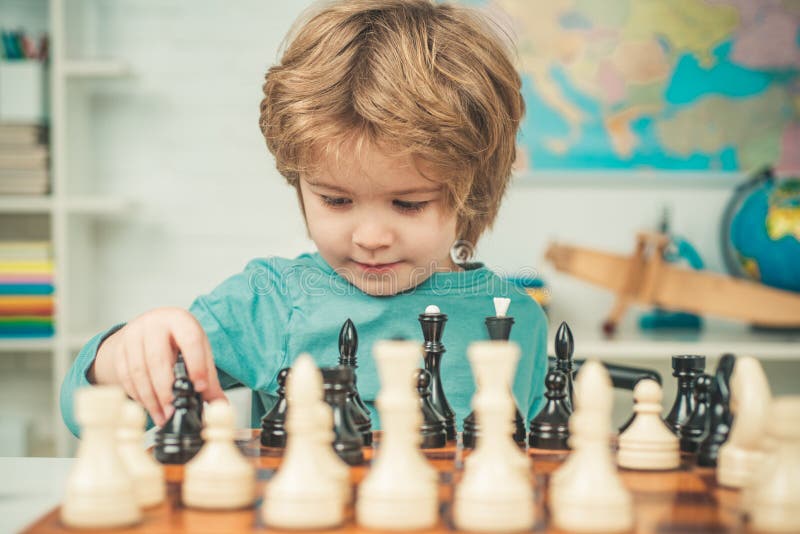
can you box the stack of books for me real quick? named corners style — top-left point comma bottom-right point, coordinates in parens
top-left (0, 241), bottom-right (54, 338)
top-left (0, 124), bottom-right (49, 195)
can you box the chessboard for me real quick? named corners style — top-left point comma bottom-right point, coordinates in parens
top-left (22, 430), bottom-right (744, 534)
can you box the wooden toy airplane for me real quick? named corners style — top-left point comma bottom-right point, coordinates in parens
top-left (545, 232), bottom-right (800, 335)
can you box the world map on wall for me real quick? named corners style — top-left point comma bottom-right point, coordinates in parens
top-left (458, 0), bottom-right (800, 173)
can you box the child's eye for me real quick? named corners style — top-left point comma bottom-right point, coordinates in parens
top-left (321, 195), bottom-right (352, 208)
top-left (393, 200), bottom-right (428, 213)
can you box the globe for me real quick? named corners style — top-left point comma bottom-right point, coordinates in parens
top-left (722, 169), bottom-right (800, 293)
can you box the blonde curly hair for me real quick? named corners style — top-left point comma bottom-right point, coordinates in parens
top-left (259, 0), bottom-right (524, 245)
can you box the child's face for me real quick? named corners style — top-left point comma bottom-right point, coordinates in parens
top-left (300, 144), bottom-right (460, 296)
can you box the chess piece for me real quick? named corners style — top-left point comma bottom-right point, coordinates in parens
top-left (357, 340), bottom-right (438, 530)
top-left (260, 368), bottom-right (289, 448)
top-left (321, 366), bottom-right (364, 465)
top-left (419, 304), bottom-right (456, 440)
top-left (618, 379), bottom-right (680, 470)
top-left (697, 354), bottom-right (736, 467)
top-left (264, 354), bottom-right (346, 529)
top-left (416, 368), bottom-right (448, 449)
top-left (749, 396), bottom-right (800, 533)
top-left (527, 369), bottom-right (570, 450)
top-left (664, 354), bottom-right (706, 434)
top-left (61, 386), bottom-right (142, 528)
top-left (338, 318), bottom-right (373, 445)
top-left (174, 354), bottom-right (204, 419)
top-left (344, 376), bottom-right (373, 449)
top-left (718, 356), bottom-right (772, 488)
top-left (554, 321), bottom-right (576, 412)
top-left (311, 397), bottom-right (352, 503)
top-left (484, 297), bottom-right (514, 340)
top-left (463, 341), bottom-right (529, 476)
top-left (453, 392), bottom-right (535, 532)
top-left (117, 399), bottom-right (166, 507)
top-left (550, 359), bottom-right (614, 490)
top-left (464, 298), bottom-right (526, 448)
top-left (183, 400), bottom-right (256, 509)
top-left (679, 373), bottom-right (712, 454)
top-left (550, 411), bottom-right (633, 533)
top-left (154, 359), bottom-right (204, 464)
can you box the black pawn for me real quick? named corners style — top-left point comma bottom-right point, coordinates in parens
top-left (665, 355), bottom-right (706, 434)
top-left (174, 354), bottom-right (204, 419)
top-left (260, 368), bottom-right (289, 448)
top-left (338, 318), bottom-right (372, 446)
top-left (419, 308), bottom-right (456, 440)
top-left (154, 358), bottom-right (204, 464)
top-left (528, 369), bottom-right (571, 450)
top-left (321, 366), bottom-right (364, 466)
top-left (554, 322), bottom-right (576, 413)
top-left (416, 369), bottom-right (448, 449)
top-left (679, 373), bottom-right (712, 453)
top-left (698, 354), bottom-right (736, 467)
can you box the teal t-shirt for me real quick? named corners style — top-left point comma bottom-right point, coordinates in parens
top-left (60, 252), bottom-right (549, 437)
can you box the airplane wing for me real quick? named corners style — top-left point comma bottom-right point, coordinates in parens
top-left (546, 242), bottom-right (800, 327)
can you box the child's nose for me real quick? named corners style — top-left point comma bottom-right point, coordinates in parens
top-left (352, 219), bottom-right (394, 251)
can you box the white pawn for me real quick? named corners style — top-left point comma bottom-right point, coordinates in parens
top-left (749, 396), bottom-right (800, 533)
top-left (454, 363), bottom-right (534, 532)
top-left (718, 356), bottom-right (772, 488)
top-left (61, 386), bottom-right (141, 528)
top-left (356, 340), bottom-right (438, 530)
top-left (550, 411), bottom-right (633, 533)
top-left (117, 399), bottom-right (166, 507)
top-left (183, 400), bottom-right (256, 509)
top-left (263, 354), bottom-right (345, 529)
top-left (463, 341), bottom-right (529, 476)
top-left (618, 379), bottom-right (680, 470)
top-left (311, 395), bottom-right (351, 503)
top-left (550, 359), bottom-right (613, 490)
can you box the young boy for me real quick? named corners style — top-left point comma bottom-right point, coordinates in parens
top-left (60, 0), bottom-right (548, 436)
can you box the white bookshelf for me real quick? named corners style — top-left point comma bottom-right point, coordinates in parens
top-left (0, 194), bottom-right (134, 215)
top-left (0, 0), bottom-right (133, 456)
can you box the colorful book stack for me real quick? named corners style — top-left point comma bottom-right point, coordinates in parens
top-left (0, 124), bottom-right (49, 195)
top-left (0, 241), bottom-right (54, 338)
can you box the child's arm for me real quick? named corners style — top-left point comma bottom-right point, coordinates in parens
top-left (60, 257), bottom-right (294, 437)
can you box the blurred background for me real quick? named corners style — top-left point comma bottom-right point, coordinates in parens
top-left (0, 0), bottom-right (798, 457)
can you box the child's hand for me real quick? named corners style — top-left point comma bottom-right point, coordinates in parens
top-left (90, 307), bottom-right (226, 426)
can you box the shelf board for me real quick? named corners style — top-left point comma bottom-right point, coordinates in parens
top-left (0, 195), bottom-right (54, 213)
top-left (0, 195), bottom-right (133, 215)
top-left (553, 317), bottom-right (800, 361)
top-left (0, 337), bottom-right (54, 352)
top-left (62, 59), bottom-right (130, 78)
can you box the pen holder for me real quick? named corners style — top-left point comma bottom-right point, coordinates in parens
top-left (0, 60), bottom-right (48, 123)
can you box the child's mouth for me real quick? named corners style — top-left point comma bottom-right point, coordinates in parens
top-left (353, 261), bottom-right (401, 274)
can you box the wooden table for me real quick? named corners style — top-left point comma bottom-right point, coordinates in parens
top-left (23, 430), bottom-right (746, 533)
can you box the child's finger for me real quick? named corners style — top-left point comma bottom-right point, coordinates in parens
top-left (169, 314), bottom-right (214, 394)
top-left (200, 335), bottom-right (226, 402)
top-left (127, 336), bottom-right (166, 426)
top-left (115, 341), bottom-right (138, 403)
top-left (144, 333), bottom-right (176, 419)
